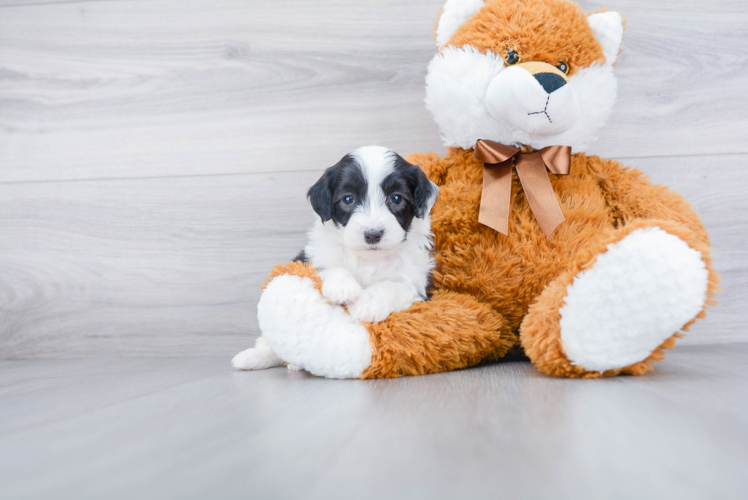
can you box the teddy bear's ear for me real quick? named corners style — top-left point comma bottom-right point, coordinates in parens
top-left (588, 11), bottom-right (624, 65)
top-left (436, 0), bottom-right (485, 48)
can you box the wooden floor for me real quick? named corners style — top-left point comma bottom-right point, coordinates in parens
top-left (1, 343), bottom-right (747, 499)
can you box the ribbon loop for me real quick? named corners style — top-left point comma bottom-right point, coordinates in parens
top-left (474, 140), bottom-right (520, 164)
top-left (474, 139), bottom-right (571, 239)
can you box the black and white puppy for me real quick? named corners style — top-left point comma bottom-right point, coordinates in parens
top-left (301, 145), bottom-right (439, 321)
top-left (232, 145), bottom-right (438, 371)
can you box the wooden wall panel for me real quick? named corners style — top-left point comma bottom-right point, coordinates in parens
top-left (0, 171), bottom-right (316, 358)
top-left (1, 1), bottom-right (747, 182)
top-left (0, 0), bottom-right (445, 183)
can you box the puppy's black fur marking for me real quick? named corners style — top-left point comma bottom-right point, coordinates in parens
top-left (292, 249), bottom-right (309, 263)
top-left (381, 154), bottom-right (436, 231)
top-left (307, 154), bottom-right (367, 227)
top-left (423, 272), bottom-right (434, 301)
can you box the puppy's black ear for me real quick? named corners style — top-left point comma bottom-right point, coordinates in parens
top-left (410, 165), bottom-right (439, 218)
top-left (308, 154), bottom-right (359, 222)
top-left (307, 170), bottom-right (334, 222)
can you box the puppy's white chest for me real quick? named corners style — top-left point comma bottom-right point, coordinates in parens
top-left (357, 264), bottom-right (376, 282)
top-left (355, 261), bottom-right (390, 288)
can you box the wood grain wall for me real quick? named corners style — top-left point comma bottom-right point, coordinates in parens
top-left (1, 0), bottom-right (746, 358)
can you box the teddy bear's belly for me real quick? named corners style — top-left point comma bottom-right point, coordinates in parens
top-left (430, 174), bottom-right (613, 330)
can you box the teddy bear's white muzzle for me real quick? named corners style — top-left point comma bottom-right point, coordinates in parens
top-left (485, 65), bottom-right (580, 136)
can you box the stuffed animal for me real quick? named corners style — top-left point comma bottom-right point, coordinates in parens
top-left (251, 0), bottom-right (718, 379)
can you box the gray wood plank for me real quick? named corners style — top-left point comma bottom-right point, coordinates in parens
top-left (0, 1), bottom-right (96, 6)
top-left (0, 344), bottom-right (747, 500)
top-left (0, 357), bottom-right (375, 500)
top-left (621, 343), bottom-right (748, 426)
top-left (311, 349), bottom-right (748, 500)
top-left (1, 153), bottom-right (745, 358)
top-left (0, 170), bottom-right (318, 358)
top-left (0, 357), bottom-right (225, 434)
top-left (1, 0), bottom-right (748, 183)
top-left (0, 0), bottom-right (446, 183)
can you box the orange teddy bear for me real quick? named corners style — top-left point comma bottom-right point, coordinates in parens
top-left (234, 0), bottom-right (718, 379)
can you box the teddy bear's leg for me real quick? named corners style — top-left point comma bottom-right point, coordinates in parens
top-left (256, 263), bottom-right (517, 378)
top-left (258, 272), bottom-right (373, 379)
top-left (362, 290), bottom-right (517, 378)
top-left (520, 219), bottom-right (718, 378)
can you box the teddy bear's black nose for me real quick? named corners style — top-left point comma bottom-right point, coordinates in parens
top-left (364, 229), bottom-right (383, 245)
top-left (534, 72), bottom-right (567, 94)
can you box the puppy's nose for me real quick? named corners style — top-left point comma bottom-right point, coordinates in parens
top-left (534, 72), bottom-right (567, 94)
top-left (364, 229), bottom-right (383, 245)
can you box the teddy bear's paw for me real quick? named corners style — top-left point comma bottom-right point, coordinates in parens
top-left (258, 274), bottom-right (372, 379)
top-left (320, 268), bottom-right (363, 305)
top-left (559, 227), bottom-right (709, 373)
top-left (231, 336), bottom-right (285, 370)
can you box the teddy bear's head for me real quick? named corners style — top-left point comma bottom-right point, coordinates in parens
top-left (425, 0), bottom-right (623, 152)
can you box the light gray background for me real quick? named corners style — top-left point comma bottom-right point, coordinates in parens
top-left (1, 0), bottom-right (746, 358)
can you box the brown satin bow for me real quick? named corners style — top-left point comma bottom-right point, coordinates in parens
top-left (474, 139), bottom-right (571, 239)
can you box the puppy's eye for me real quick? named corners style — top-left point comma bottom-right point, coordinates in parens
top-left (556, 61), bottom-right (569, 74)
top-left (505, 50), bottom-right (520, 66)
top-left (389, 194), bottom-right (402, 205)
top-left (342, 196), bottom-right (355, 206)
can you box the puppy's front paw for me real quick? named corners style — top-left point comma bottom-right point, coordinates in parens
top-left (348, 288), bottom-right (394, 323)
top-left (321, 272), bottom-right (363, 305)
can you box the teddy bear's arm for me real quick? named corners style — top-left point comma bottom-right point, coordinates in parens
top-left (592, 158), bottom-right (710, 246)
top-left (405, 151), bottom-right (449, 185)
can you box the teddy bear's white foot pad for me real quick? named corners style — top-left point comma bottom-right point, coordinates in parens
top-left (257, 274), bottom-right (372, 379)
top-left (232, 336), bottom-right (284, 370)
top-left (559, 227), bottom-right (709, 372)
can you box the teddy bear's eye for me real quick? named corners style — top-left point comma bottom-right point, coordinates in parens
top-left (556, 61), bottom-right (569, 75)
top-left (505, 50), bottom-right (520, 66)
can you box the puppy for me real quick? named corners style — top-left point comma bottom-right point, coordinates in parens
top-left (232, 145), bottom-right (439, 371)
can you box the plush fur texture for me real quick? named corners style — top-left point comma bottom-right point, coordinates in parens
top-left (587, 12), bottom-right (624, 64)
top-left (249, 0), bottom-right (718, 379)
top-left (363, 290), bottom-right (516, 378)
top-left (425, 0), bottom-right (621, 150)
top-left (231, 335), bottom-right (283, 371)
top-left (258, 272), bottom-right (373, 379)
top-left (559, 227), bottom-right (709, 372)
top-left (436, 0), bottom-right (486, 48)
top-left (519, 218), bottom-right (718, 378)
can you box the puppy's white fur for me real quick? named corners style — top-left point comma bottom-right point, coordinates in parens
top-left (310, 146), bottom-right (437, 322)
top-left (233, 146), bottom-right (438, 371)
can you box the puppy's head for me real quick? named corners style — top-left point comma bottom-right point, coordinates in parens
top-left (308, 146), bottom-right (438, 253)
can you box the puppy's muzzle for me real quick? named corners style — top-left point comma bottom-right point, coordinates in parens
top-left (364, 229), bottom-right (384, 245)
